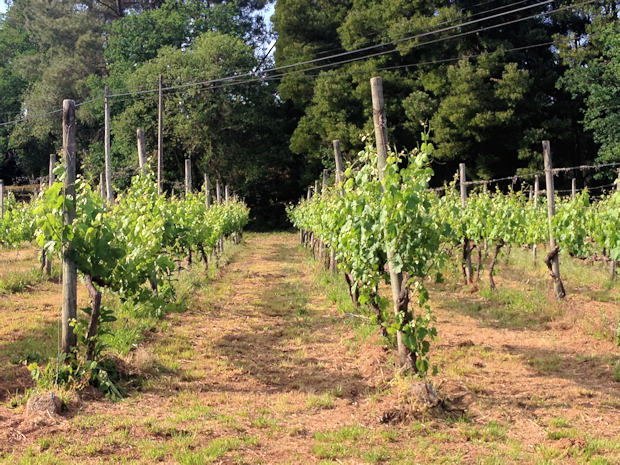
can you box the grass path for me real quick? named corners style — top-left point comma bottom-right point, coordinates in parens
top-left (0, 232), bottom-right (619, 464)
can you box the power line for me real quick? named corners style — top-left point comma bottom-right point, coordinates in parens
top-left (0, 0), bottom-right (594, 127)
top-left (105, 0), bottom-right (538, 96)
top-left (109, 0), bottom-right (586, 100)
top-left (306, 0), bottom-right (534, 59)
top-left (107, 0), bottom-right (557, 98)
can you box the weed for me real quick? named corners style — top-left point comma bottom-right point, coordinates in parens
top-left (306, 392), bottom-right (335, 410)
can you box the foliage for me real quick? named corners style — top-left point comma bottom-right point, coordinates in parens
top-left (288, 136), bottom-right (441, 375)
top-left (558, 2), bottom-right (619, 164)
top-left (0, 192), bottom-right (37, 247)
top-left (274, 0), bottom-right (596, 178)
top-left (23, 166), bottom-right (249, 397)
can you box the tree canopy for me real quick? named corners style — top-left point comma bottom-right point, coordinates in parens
top-left (0, 0), bottom-right (617, 226)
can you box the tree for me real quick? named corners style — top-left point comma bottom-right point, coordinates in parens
top-left (273, 0), bottom-right (597, 182)
top-left (112, 31), bottom-right (298, 226)
top-left (558, 2), bottom-right (619, 163)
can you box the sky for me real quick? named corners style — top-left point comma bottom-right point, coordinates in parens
top-left (0, 1), bottom-right (6, 14)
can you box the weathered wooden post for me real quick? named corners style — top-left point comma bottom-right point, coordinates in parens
top-left (0, 179), bottom-right (4, 218)
top-left (216, 180), bottom-right (222, 203)
top-left (62, 99), bottom-right (78, 353)
top-left (225, 185), bottom-right (230, 203)
top-left (371, 76), bottom-right (413, 370)
top-left (320, 169), bottom-right (329, 267)
top-left (204, 174), bottom-right (211, 208)
top-left (42, 153), bottom-right (57, 274)
top-left (104, 86), bottom-right (113, 203)
top-left (185, 159), bottom-right (192, 195)
top-left (460, 162), bottom-right (473, 284)
top-left (157, 74), bottom-right (164, 195)
top-left (571, 178), bottom-right (576, 200)
top-left (331, 140), bottom-right (344, 271)
top-left (533, 175), bottom-right (539, 263)
top-left (333, 140), bottom-right (343, 183)
top-left (543, 140), bottom-right (566, 298)
top-left (99, 173), bottom-right (105, 198)
top-left (137, 128), bottom-right (147, 172)
top-left (49, 154), bottom-right (56, 186)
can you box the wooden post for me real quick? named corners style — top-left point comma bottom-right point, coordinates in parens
top-left (216, 180), bottom-right (222, 203)
top-left (99, 173), bottom-right (105, 198)
top-left (42, 153), bottom-right (57, 274)
top-left (62, 99), bottom-right (78, 353)
top-left (542, 140), bottom-right (566, 298)
top-left (333, 140), bottom-right (343, 183)
top-left (322, 169), bottom-right (328, 194)
top-left (157, 74), bottom-right (163, 195)
top-left (0, 179), bottom-right (4, 218)
top-left (137, 128), bottom-right (147, 172)
top-left (204, 174), bottom-right (211, 208)
top-left (225, 185), bottom-right (230, 203)
top-left (306, 186), bottom-right (311, 201)
top-left (314, 180), bottom-right (319, 197)
top-left (571, 178), bottom-right (576, 199)
top-left (331, 141), bottom-right (344, 271)
top-left (371, 76), bottom-right (412, 370)
top-left (319, 169), bottom-right (329, 265)
top-left (459, 162), bottom-right (473, 284)
top-left (49, 154), bottom-right (56, 186)
top-left (533, 175), bottom-right (539, 262)
top-left (104, 86), bottom-right (113, 203)
top-left (459, 163), bottom-right (467, 208)
top-left (617, 168), bottom-right (620, 191)
top-left (185, 159), bottom-right (192, 195)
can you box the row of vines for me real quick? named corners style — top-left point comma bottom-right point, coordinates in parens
top-left (289, 142), bottom-right (620, 375)
top-left (0, 167), bottom-right (249, 398)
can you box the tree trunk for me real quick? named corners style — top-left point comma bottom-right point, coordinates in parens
top-left (395, 273), bottom-right (415, 371)
top-left (84, 275), bottom-right (102, 362)
top-left (198, 244), bottom-right (209, 271)
top-left (489, 239), bottom-right (504, 291)
top-left (462, 238), bottom-right (473, 284)
top-left (476, 244), bottom-right (482, 282)
top-left (343, 272), bottom-right (359, 308)
top-left (544, 246), bottom-right (566, 298)
top-left (369, 288), bottom-right (388, 338)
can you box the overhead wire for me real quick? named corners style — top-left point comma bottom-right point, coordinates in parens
top-left (0, 0), bottom-right (594, 128)
top-left (108, 0), bottom-right (587, 100)
top-left (106, 0), bottom-right (559, 98)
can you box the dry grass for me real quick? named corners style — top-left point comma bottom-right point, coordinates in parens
top-left (0, 236), bottom-right (618, 464)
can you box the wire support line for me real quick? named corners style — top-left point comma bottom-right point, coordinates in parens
top-left (461, 161), bottom-right (620, 187)
top-left (107, 0), bottom-right (589, 101)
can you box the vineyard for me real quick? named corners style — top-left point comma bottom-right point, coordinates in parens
top-left (0, 0), bottom-right (618, 461)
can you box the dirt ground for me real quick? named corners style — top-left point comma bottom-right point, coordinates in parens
top-left (0, 233), bottom-right (618, 464)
